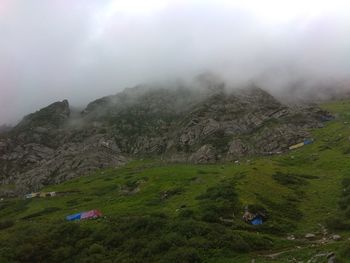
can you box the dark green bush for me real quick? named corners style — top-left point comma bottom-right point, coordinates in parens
top-left (13, 199), bottom-right (31, 213)
top-left (253, 194), bottom-right (302, 234)
top-left (340, 241), bottom-right (350, 258)
top-left (272, 172), bottom-right (306, 187)
top-left (161, 247), bottom-right (202, 263)
top-left (219, 233), bottom-right (251, 252)
top-left (325, 216), bottom-right (350, 230)
top-left (0, 201), bottom-right (11, 211)
top-left (197, 179), bottom-right (240, 222)
top-left (21, 207), bottom-right (61, 220)
top-left (0, 219), bottom-right (14, 230)
top-left (239, 232), bottom-right (273, 250)
top-left (339, 195), bottom-right (350, 210)
top-left (0, 205), bottom-right (285, 262)
top-left (88, 243), bottom-right (105, 255)
top-left (179, 209), bottom-right (195, 219)
top-left (342, 177), bottom-right (350, 188)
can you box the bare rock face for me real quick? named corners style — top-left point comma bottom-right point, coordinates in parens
top-left (0, 100), bottom-right (128, 196)
top-left (0, 136), bottom-right (127, 196)
top-left (0, 83), bottom-right (333, 196)
top-left (14, 141), bottom-right (127, 194)
top-left (189, 145), bottom-right (217, 164)
top-left (227, 140), bottom-right (248, 157)
top-left (168, 87), bottom-right (330, 160)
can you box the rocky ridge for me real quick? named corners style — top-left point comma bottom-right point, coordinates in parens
top-left (0, 83), bottom-right (332, 196)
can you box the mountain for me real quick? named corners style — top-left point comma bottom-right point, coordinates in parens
top-left (0, 83), bottom-right (332, 196)
top-left (0, 98), bottom-right (350, 262)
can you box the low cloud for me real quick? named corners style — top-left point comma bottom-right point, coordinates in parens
top-left (0, 0), bottom-right (349, 124)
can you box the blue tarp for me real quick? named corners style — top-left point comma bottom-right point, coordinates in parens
top-left (66, 213), bottom-right (82, 221)
top-left (66, 210), bottom-right (102, 222)
top-left (251, 216), bottom-right (263, 225)
top-left (304, 139), bottom-right (313, 145)
top-left (320, 116), bottom-right (333, 122)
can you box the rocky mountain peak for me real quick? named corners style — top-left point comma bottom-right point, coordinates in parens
top-left (14, 100), bottom-right (70, 132)
top-left (0, 85), bottom-right (333, 196)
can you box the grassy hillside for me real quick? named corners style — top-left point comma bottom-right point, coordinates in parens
top-left (1, 100), bottom-right (350, 262)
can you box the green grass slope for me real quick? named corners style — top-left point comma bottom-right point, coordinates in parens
top-left (1, 100), bottom-right (350, 262)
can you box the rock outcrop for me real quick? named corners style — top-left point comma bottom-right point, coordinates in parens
top-left (0, 83), bottom-right (332, 196)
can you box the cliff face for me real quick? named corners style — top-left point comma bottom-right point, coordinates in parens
top-left (0, 84), bottom-right (332, 196)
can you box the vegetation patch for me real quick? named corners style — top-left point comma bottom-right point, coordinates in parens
top-left (272, 172), bottom-right (307, 188)
top-left (160, 187), bottom-right (184, 200)
top-left (197, 179), bottom-right (240, 223)
top-left (326, 176), bottom-right (350, 230)
top-left (0, 219), bottom-right (14, 230)
top-left (21, 207), bottom-right (61, 220)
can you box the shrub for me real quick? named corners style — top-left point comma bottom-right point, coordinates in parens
top-left (325, 216), bottom-right (350, 230)
top-left (0, 219), bottom-right (14, 230)
top-left (272, 172), bottom-right (305, 187)
top-left (220, 233), bottom-right (251, 252)
top-left (160, 187), bottom-right (184, 200)
top-left (253, 194), bottom-right (302, 234)
top-left (66, 199), bottom-right (80, 206)
top-left (122, 238), bottom-right (146, 255)
top-left (340, 241), bottom-right (350, 258)
top-left (148, 239), bottom-right (172, 255)
top-left (13, 199), bottom-right (31, 213)
top-left (125, 179), bottom-right (139, 189)
top-left (187, 236), bottom-right (212, 249)
top-left (161, 247), bottom-right (202, 263)
top-left (178, 209), bottom-right (195, 219)
top-left (258, 220), bottom-right (295, 235)
top-left (338, 195), bottom-right (350, 210)
top-left (239, 232), bottom-right (273, 250)
top-left (247, 204), bottom-right (267, 215)
top-left (21, 207), bottom-right (61, 220)
top-left (0, 201), bottom-right (11, 211)
top-left (342, 177), bottom-right (350, 188)
top-left (51, 246), bottom-right (74, 262)
top-left (162, 232), bottom-right (187, 247)
top-left (88, 243), bottom-right (105, 255)
top-left (197, 179), bottom-right (240, 222)
top-left (171, 220), bottom-right (210, 239)
top-left (128, 216), bottom-right (166, 234)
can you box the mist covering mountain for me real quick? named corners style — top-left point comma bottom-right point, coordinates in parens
top-left (3, 2), bottom-right (350, 262)
top-left (0, 76), bottom-right (333, 196)
top-left (1, 0), bottom-right (350, 125)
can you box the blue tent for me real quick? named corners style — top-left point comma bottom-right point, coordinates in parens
top-left (251, 216), bottom-right (263, 225)
top-left (66, 213), bottom-right (82, 221)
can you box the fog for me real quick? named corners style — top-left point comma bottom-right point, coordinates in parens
top-left (0, 0), bottom-right (350, 124)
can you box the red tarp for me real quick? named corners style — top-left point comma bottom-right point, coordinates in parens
top-left (66, 209), bottom-right (102, 221)
top-left (80, 209), bottom-right (102, 220)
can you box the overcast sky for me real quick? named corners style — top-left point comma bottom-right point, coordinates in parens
top-left (0, 0), bottom-right (350, 124)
